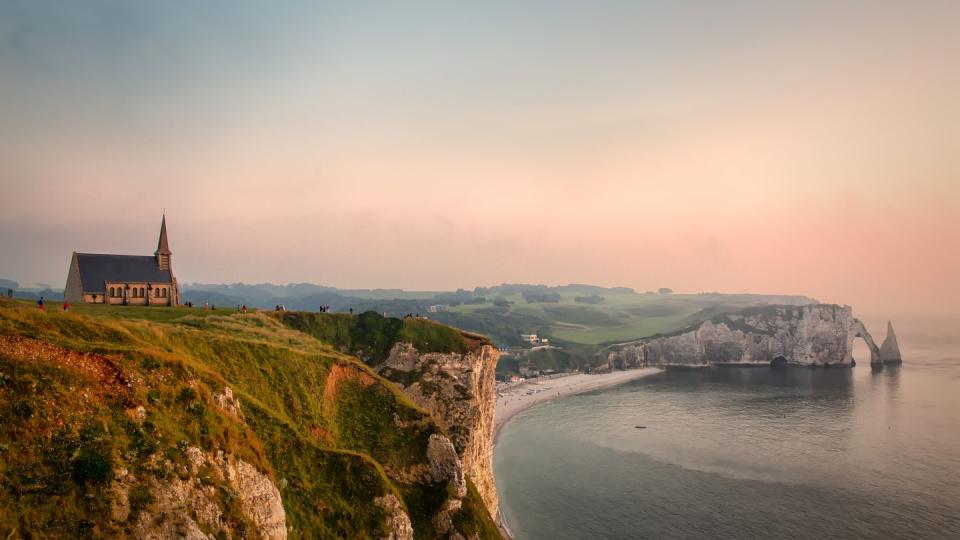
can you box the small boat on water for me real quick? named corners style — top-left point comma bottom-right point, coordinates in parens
top-left (635, 425), bottom-right (647, 429)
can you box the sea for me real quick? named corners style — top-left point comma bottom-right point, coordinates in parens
top-left (494, 318), bottom-right (960, 539)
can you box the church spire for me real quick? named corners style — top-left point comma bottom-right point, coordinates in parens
top-left (155, 214), bottom-right (171, 271)
top-left (156, 214), bottom-right (171, 254)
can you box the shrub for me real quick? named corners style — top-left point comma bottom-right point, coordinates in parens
top-left (12, 399), bottom-right (33, 419)
top-left (128, 483), bottom-right (154, 520)
top-left (72, 446), bottom-right (113, 485)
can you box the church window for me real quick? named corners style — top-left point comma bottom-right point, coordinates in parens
top-left (140, 287), bottom-right (145, 297)
top-left (109, 287), bottom-right (115, 297)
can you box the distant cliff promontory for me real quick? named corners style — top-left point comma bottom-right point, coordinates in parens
top-left (606, 304), bottom-right (902, 369)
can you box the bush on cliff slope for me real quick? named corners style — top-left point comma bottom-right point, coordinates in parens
top-left (0, 300), bottom-right (498, 538)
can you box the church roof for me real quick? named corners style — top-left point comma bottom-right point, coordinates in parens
top-left (75, 253), bottom-right (174, 293)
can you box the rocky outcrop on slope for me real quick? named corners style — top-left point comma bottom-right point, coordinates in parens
top-left (108, 386), bottom-right (288, 539)
top-left (375, 494), bottom-right (414, 540)
top-left (608, 304), bottom-right (898, 368)
top-left (110, 446), bottom-right (287, 540)
top-left (880, 321), bottom-right (903, 364)
top-left (379, 341), bottom-right (500, 521)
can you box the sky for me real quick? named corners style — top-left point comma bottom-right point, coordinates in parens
top-left (1, 1), bottom-right (958, 318)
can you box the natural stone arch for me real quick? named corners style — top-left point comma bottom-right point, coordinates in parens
top-left (851, 318), bottom-right (882, 365)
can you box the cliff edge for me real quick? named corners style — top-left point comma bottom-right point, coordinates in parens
top-left (0, 301), bottom-right (501, 538)
top-left (378, 340), bottom-right (500, 520)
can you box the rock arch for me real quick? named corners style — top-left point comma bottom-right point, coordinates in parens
top-left (851, 318), bottom-right (882, 365)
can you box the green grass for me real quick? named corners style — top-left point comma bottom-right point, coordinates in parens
top-left (446, 291), bottom-right (814, 347)
top-left (278, 310), bottom-right (481, 366)
top-left (446, 292), bottom-right (705, 345)
top-left (0, 299), bottom-right (499, 538)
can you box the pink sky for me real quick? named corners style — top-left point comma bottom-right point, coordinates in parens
top-left (1, 2), bottom-right (958, 318)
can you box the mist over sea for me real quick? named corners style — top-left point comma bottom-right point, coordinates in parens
top-left (494, 317), bottom-right (960, 539)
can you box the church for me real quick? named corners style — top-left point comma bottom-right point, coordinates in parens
top-left (64, 216), bottom-right (180, 306)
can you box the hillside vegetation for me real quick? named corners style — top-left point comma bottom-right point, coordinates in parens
top-left (0, 300), bottom-right (498, 538)
top-left (173, 283), bottom-right (814, 376)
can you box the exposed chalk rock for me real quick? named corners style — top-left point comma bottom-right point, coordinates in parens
top-left (213, 386), bottom-right (243, 419)
top-left (432, 497), bottom-right (464, 538)
top-left (880, 321), bottom-right (903, 364)
top-left (427, 434), bottom-right (467, 498)
top-left (375, 493), bottom-right (414, 540)
top-left (378, 342), bottom-right (499, 518)
top-left (114, 447), bottom-right (286, 540)
top-left (607, 304), bottom-right (898, 368)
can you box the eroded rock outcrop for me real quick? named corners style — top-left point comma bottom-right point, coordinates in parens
top-left (880, 321), bottom-right (903, 364)
top-left (427, 434), bottom-right (467, 498)
top-left (108, 386), bottom-right (287, 540)
top-left (375, 493), bottom-right (414, 540)
top-left (851, 318), bottom-right (882, 364)
top-left (378, 341), bottom-right (500, 521)
top-left (111, 447), bottom-right (286, 540)
top-left (608, 304), bottom-right (899, 368)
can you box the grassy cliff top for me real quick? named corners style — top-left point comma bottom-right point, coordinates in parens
top-left (277, 310), bottom-right (489, 366)
top-left (0, 300), bottom-right (498, 538)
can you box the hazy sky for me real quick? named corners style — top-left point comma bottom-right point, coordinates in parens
top-left (1, 1), bottom-right (958, 317)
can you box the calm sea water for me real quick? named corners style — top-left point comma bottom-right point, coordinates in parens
top-left (494, 320), bottom-right (960, 539)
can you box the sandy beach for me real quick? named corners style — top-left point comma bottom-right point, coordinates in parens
top-left (494, 367), bottom-right (663, 443)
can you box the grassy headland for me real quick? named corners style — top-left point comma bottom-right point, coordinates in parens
top-left (0, 299), bottom-right (498, 538)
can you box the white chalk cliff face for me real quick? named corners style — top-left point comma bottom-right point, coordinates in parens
top-left (608, 304), bottom-right (902, 368)
top-left (378, 341), bottom-right (500, 521)
top-left (110, 387), bottom-right (287, 540)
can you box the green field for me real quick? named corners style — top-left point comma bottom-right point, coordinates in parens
top-left (447, 292), bottom-right (768, 345)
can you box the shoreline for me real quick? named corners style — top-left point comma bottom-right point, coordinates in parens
top-left (492, 367), bottom-right (663, 538)
top-left (493, 367), bottom-right (663, 445)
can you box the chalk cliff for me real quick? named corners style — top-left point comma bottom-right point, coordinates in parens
top-left (378, 340), bottom-right (501, 521)
top-left (607, 304), bottom-right (900, 368)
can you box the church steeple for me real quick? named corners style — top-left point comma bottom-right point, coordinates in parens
top-left (155, 215), bottom-right (171, 270)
